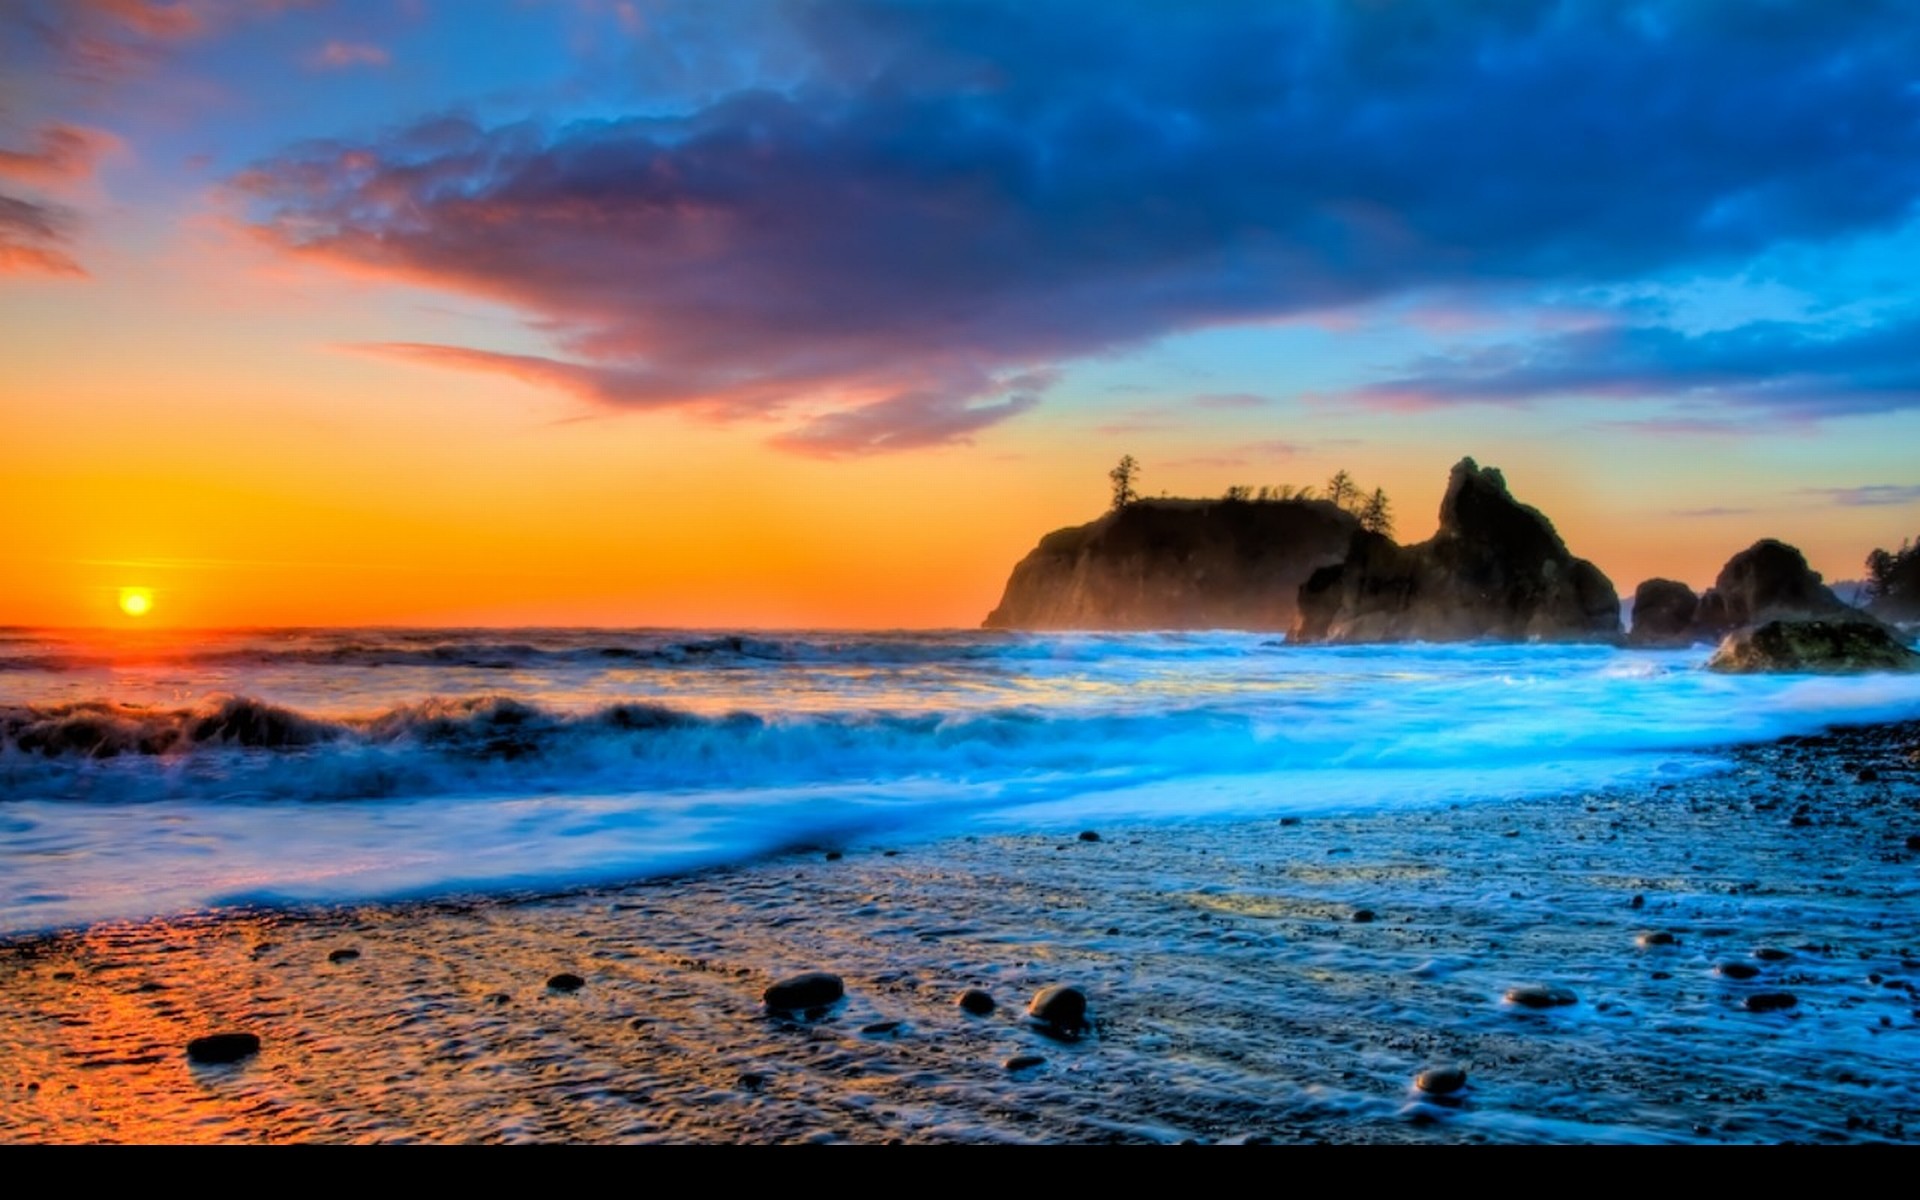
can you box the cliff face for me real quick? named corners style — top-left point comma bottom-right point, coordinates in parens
top-left (982, 499), bottom-right (1360, 631)
top-left (1291, 458), bottom-right (1621, 644)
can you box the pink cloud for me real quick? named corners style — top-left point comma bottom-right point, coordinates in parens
top-left (0, 125), bottom-right (118, 188)
top-left (308, 40), bottom-right (390, 70)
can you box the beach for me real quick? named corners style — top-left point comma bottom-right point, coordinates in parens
top-left (5, 718), bottom-right (1915, 1144)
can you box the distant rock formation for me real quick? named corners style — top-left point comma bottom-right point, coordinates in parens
top-left (1625, 579), bottom-right (1702, 647)
top-left (1290, 458), bottom-right (1621, 644)
top-left (1628, 539), bottom-right (1860, 647)
top-left (983, 499), bottom-right (1360, 631)
top-left (1707, 618), bottom-right (1920, 674)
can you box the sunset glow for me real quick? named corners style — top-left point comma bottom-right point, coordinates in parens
top-left (1, 1), bottom-right (1915, 629)
top-left (116, 587), bottom-right (152, 618)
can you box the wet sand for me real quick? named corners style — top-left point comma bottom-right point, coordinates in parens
top-left (3, 722), bottom-right (1917, 1144)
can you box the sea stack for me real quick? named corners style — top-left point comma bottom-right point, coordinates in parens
top-left (1290, 458), bottom-right (1620, 644)
top-left (1629, 539), bottom-right (1871, 647)
top-left (983, 498), bottom-right (1359, 630)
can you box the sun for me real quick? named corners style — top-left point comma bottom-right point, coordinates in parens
top-left (118, 587), bottom-right (154, 618)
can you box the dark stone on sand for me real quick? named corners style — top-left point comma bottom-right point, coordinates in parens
top-left (1907, 835), bottom-right (1920, 852)
top-left (1754, 947), bottom-right (1792, 962)
top-left (1504, 984), bottom-right (1578, 1009)
top-left (1415, 1065), bottom-right (1468, 1096)
top-left (1708, 618), bottom-right (1919, 674)
top-left (1078, 830), bottom-right (1102, 842)
top-left (1630, 893), bottom-right (1646, 909)
top-left (1004, 1054), bottom-right (1047, 1072)
top-left (1027, 984), bottom-right (1090, 1033)
top-left (186, 1032), bottom-right (260, 1065)
top-left (1790, 814), bottom-right (1813, 828)
top-left (484, 992), bottom-right (511, 1005)
top-left (861, 1020), bottom-right (903, 1035)
top-left (1352, 909), bottom-right (1377, 923)
top-left (1857, 767), bottom-right (1879, 783)
top-left (51, 971), bottom-right (74, 982)
top-left (763, 971), bottom-right (845, 1011)
top-left (547, 972), bottom-right (585, 992)
top-left (327, 948), bottom-right (360, 963)
top-left (1637, 931), bottom-right (1678, 947)
top-left (737, 1072), bottom-right (767, 1090)
top-left (824, 850), bottom-right (843, 861)
top-left (1745, 992), bottom-right (1799, 1013)
top-left (956, 988), bottom-right (996, 1016)
top-left (1716, 962), bottom-right (1761, 980)
top-left (1279, 816), bottom-right (1302, 826)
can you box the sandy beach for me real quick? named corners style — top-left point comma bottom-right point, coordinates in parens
top-left (3, 720), bottom-right (1915, 1144)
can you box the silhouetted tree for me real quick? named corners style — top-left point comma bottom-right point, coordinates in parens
top-left (1109, 455), bottom-right (1140, 511)
top-left (1256, 486), bottom-right (1272, 501)
top-left (1326, 469), bottom-right (1357, 510)
top-left (1865, 536), bottom-right (1916, 603)
top-left (1223, 485), bottom-right (1253, 502)
top-left (1359, 487), bottom-right (1394, 536)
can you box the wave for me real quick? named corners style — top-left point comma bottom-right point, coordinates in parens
top-left (0, 629), bottom-right (1305, 674)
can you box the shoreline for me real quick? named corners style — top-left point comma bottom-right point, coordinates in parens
top-left (2, 719), bottom-right (1917, 1143)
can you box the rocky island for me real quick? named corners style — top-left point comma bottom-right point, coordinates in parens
top-left (983, 497), bottom-right (1359, 631)
top-left (986, 457), bottom-right (1622, 644)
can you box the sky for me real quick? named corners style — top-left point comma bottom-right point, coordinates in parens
top-left (3, 0), bottom-right (1919, 629)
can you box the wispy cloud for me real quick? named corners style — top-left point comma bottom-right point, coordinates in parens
top-left (1800, 484), bottom-right (1920, 507)
top-left (1670, 505), bottom-right (1756, 518)
top-left (0, 194), bottom-right (84, 276)
top-left (307, 40), bottom-right (388, 70)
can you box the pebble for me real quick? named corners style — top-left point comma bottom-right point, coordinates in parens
top-left (1906, 835), bottom-right (1920, 852)
top-left (186, 1032), bottom-right (261, 1065)
top-left (1027, 984), bottom-right (1090, 1033)
top-left (1636, 931), bottom-right (1678, 947)
top-left (1414, 1065), bottom-right (1468, 1096)
top-left (956, 988), bottom-right (996, 1016)
top-left (1003, 1054), bottom-right (1047, 1072)
top-left (1352, 909), bottom-right (1377, 923)
top-left (1753, 947), bottom-right (1792, 962)
top-left (1078, 830), bottom-right (1102, 842)
top-left (1279, 817), bottom-right (1302, 826)
top-left (1629, 894), bottom-right (1646, 909)
top-left (327, 948), bottom-right (361, 963)
top-left (1504, 984), bottom-right (1578, 1009)
top-left (1715, 962), bottom-right (1761, 980)
top-left (860, 1020), bottom-right (903, 1036)
top-left (763, 971), bottom-right (845, 1011)
top-left (1744, 992), bottom-right (1799, 1013)
top-left (824, 851), bottom-right (843, 861)
top-left (546, 973), bottom-right (586, 992)
top-left (1856, 767), bottom-right (1878, 783)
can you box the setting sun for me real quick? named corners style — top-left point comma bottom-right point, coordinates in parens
top-left (118, 587), bottom-right (153, 618)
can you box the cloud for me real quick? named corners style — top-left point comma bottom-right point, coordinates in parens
top-left (1352, 316), bottom-right (1920, 418)
top-left (1801, 484), bottom-right (1920, 507)
top-left (1670, 506), bottom-right (1756, 518)
top-left (235, 2), bottom-right (1920, 451)
top-left (0, 194), bottom-right (84, 276)
top-left (308, 40), bottom-right (388, 70)
top-left (0, 125), bottom-right (116, 187)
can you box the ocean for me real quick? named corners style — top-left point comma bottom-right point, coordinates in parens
top-left (4, 626), bottom-right (1919, 934)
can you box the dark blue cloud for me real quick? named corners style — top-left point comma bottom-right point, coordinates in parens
top-left (237, 0), bottom-right (1920, 451)
top-left (1351, 316), bottom-right (1920, 417)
